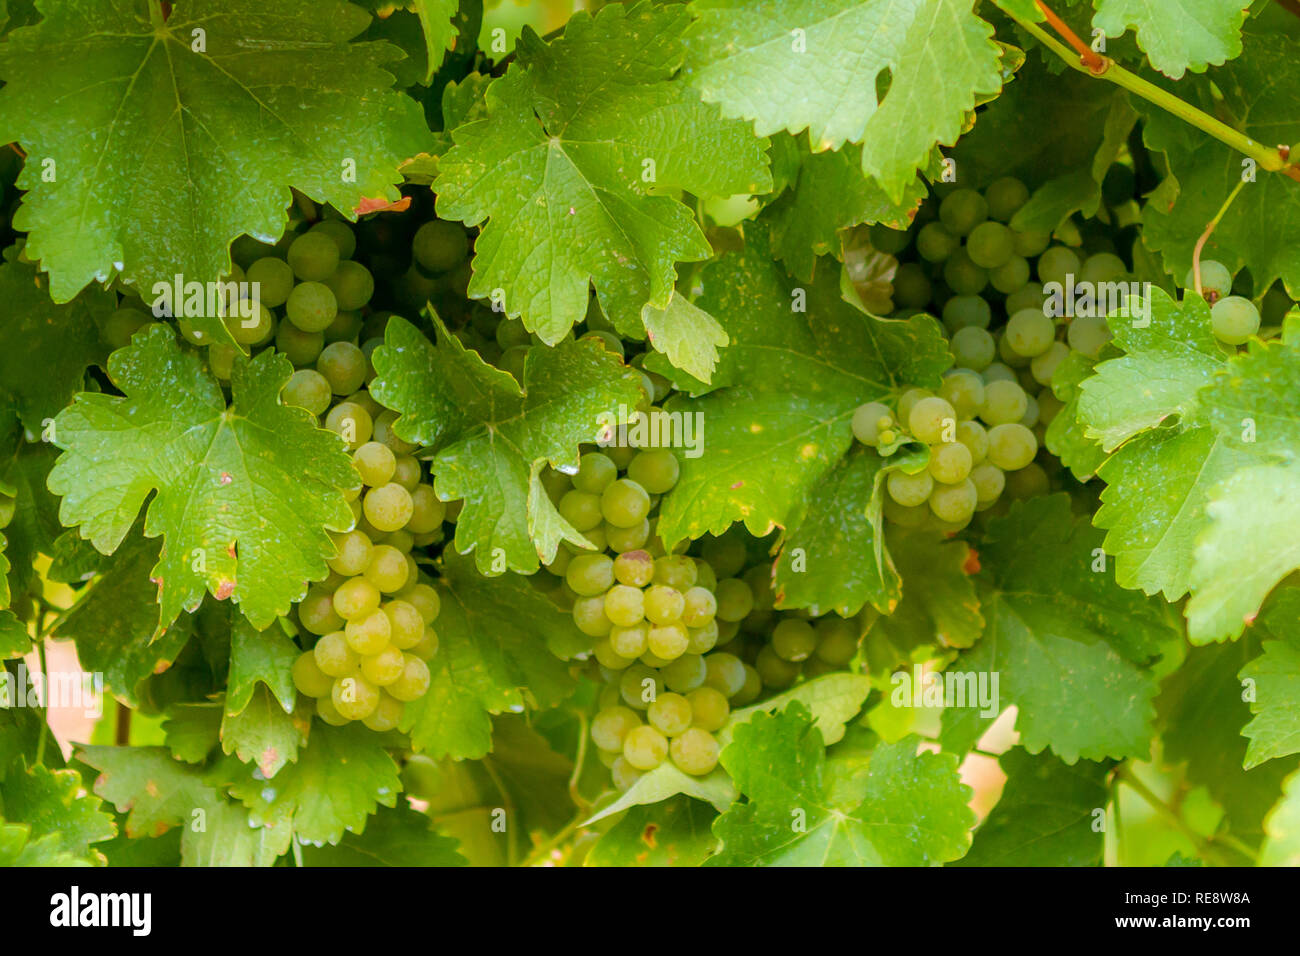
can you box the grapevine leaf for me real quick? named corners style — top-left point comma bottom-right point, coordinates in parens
top-left (0, 822), bottom-right (92, 866)
top-left (221, 684), bottom-right (307, 779)
top-left (652, 223), bottom-right (950, 546)
top-left (162, 703), bottom-right (224, 764)
top-left (372, 315), bottom-right (643, 575)
top-left (682, 0), bottom-right (1003, 200)
top-left (582, 762), bottom-right (736, 826)
top-left (763, 136), bottom-right (928, 282)
top-left (401, 549), bottom-right (587, 760)
top-left (957, 749), bottom-right (1109, 866)
top-left (586, 796), bottom-right (720, 866)
top-left (0, 533), bottom-right (24, 655)
top-left (225, 617), bottom-right (298, 715)
top-left (1239, 590), bottom-right (1300, 768)
top-left (710, 706), bottom-right (973, 866)
top-left (2, 440), bottom-right (62, 600)
top-left (48, 325), bottom-right (356, 631)
top-left (1091, 0), bottom-right (1252, 78)
top-left (865, 528), bottom-right (983, 654)
top-left (51, 533), bottom-right (190, 707)
top-left (435, 2), bottom-right (771, 352)
top-left (1156, 631), bottom-right (1299, 840)
top-left (1261, 768), bottom-right (1300, 867)
top-left (943, 495), bottom-right (1171, 763)
top-left (718, 672), bottom-right (874, 748)
top-left (1138, 31), bottom-right (1300, 297)
top-left (413, 0), bottom-right (459, 81)
top-left (223, 722), bottom-right (400, 846)
top-left (0, 0), bottom-right (429, 316)
top-left (301, 804), bottom-right (466, 866)
top-left (0, 257), bottom-right (111, 432)
top-left (640, 292), bottom-right (730, 386)
top-left (1045, 348), bottom-right (1109, 481)
top-left (0, 761), bottom-right (116, 864)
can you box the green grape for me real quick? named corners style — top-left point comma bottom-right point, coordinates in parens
top-left (1019, 393), bottom-right (1040, 428)
top-left (362, 693), bottom-right (404, 732)
top-left (333, 577), bottom-right (381, 621)
top-left (314, 692), bottom-right (350, 725)
top-left (704, 652), bottom-right (746, 698)
top-left (1184, 259), bottom-right (1233, 299)
top-left (732, 665), bottom-right (763, 705)
top-left (896, 388), bottom-right (932, 424)
top-left (101, 307), bottom-right (151, 350)
top-left (382, 600), bottom-right (424, 650)
top-left (1013, 229), bottom-right (1052, 259)
top-left (412, 220), bottom-right (469, 274)
top-left (869, 223), bottom-right (911, 254)
top-left (941, 294), bottom-right (991, 331)
top-left (627, 450), bottom-right (680, 494)
top-left (887, 468), bottom-right (934, 508)
top-left (566, 553), bottom-right (615, 596)
top-left (299, 587), bottom-right (345, 635)
top-left (559, 490), bottom-right (603, 532)
top-left (883, 497), bottom-right (928, 527)
top-left (645, 585), bottom-right (685, 624)
top-left (573, 452), bottom-right (617, 494)
top-left (939, 188), bottom-right (988, 236)
top-left (1038, 390), bottom-right (1065, 426)
top-left (582, 329), bottom-right (625, 358)
top-left (604, 584), bottom-right (646, 627)
top-left (980, 380), bottom-right (1028, 425)
top-left (405, 485), bottom-right (445, 534)
top-left (686, 619), bottom-right (718, 655)
top-left (981, 363), bottom-right (1017, 384)
top-left (647, 622), bottom-right (689, 660)
top-left (701, 537), bottom-right (746, 581)
top-left (352, 441), bottom-right (396, 487)
top-left (389, 654), bottom-right (431, 701)
top-left (892, 263), bottom-right (931, 309)
top-left (573, 595), bottom-right (613, 637)
top-left (360, 644), bottom-right (405, 686)
top-left (1080, 252), bottom-right (1126, 284)
top-left (951, 326), bottom-right (995, 371)
top-left (851, 401), bottom-right (892, 445)
top-left (247, 257), bottom-right (294, 308)
top-left (622, 725), bottom-right (669, 770)
top-left (1066, 314), bottom-right (1112, 357)
top-left (591, 706), bottom-right (641, 752)
top-left (1005, 308), bottom-right (1056, 357)
top-left (364, 483), bottom-right (414, 533)
top-left (970, 462), bottom-right (1005, 507)
top-left (928, 478), bottom-right (977, 524)
top-left (989, 255), bottom-right (1030, 295)
top-left (620, 665), bottom-right (664, 710)
top-left (1210, 295), bottom-right (1261, 345)
top-left (309, 219), bottom-right (357, 259)
top-left (771, 618), bottom-right (817, 662)
top-left (496, 318), bottom-right (531, 350)
top-left (276, 321), bottom-right (325, 366)
top-left (916, 221), bottom-right (959, 262)
top-left (966, 221), bottom-right (1015, 269)
top-left (692, 559), bottom-right (717, 592)
top-left (1005, 283), bottom-right (1047, 315)
top-left (316, 341), bottom-right (367, 394)
top-left (593, 638), bottom-right (635, 670)
top-left (987, 423), bottom-right (1038, 471)
top-left (1037, 246), bottom-right (1081, 287)
top-left (606, 519), bottom-right (650, 553)
top-left (984, 176), bottom-right (1029, 222)
top-left (714, 578), bottom-right (754, 622)
top-left (610, 623), bottom-right (649, 659)
top-left (957, 419), bottom-right (989, 464)
top-left (997, 332), bottom-right (1031, 369)
top-left (225, 300), bottom-right (274, 346)
top-left (652, 555), bottom-right (698, 590)
top-left (325, 260), bottom-right (374, 311)
top-left (283, 369), bottom-right (333, 416)
top-left (943, 248), bottom-right (988, 295)
top-left (288, 231), bottom-right (341, 281)
top-left (670, 728), bottom-right (719, 776)
top-left (328, 529), bottom-right (373, 576)
top-left (648, 692), bottom-right (693, 736)
top-left (613, 550), bottom-right (655, 588)
top-left (332, 675), bottom-right (381, 720)
top-left (909, 396), bottom-right (956, 444)
top-left (314, 632), bottom-right (359, 678)
top-left (685, 686), bottom-right (729, 731)
top-left (814, 618), bottom-right (859, 666)
top-left (715, 619), bottom-right (740, 647)
top-left (680, 587), bottom-right (717, 628)
top-left (396, 582), bottom-right (440, 625)
top-left (1005, 461), bottom-right (1050, 499)
top-left (293, 651), bottom-right (334, 698)
top-left (928, 441), bottom-right (973, 483)
top-left (598, 478), bottom-right (650, 530)
top-left (939, 371), bottom-right (985, 420)
top-left (755, 645), bottom-right (800, 689)
top-left (1030, 341), bottom-right (1070, 387)
top-left (285, 281), bottom-right (338, 333)
top-left (374, 410), bottom-right (418, 455)
top-left (363, 543), bottom-right (410, 593)
top-left (611, 755), bottom-right (643, 791)
top-left (345, 604), bottom-right (392, 656)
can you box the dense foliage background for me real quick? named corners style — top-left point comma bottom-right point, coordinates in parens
top-left (0, 0), bottom-right (1297, 867)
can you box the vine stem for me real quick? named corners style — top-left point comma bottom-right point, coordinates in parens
top-left (1005, 2), bottom-right (1300, 181)
top-left (568, 712), bottom-right (591, 811)
top-left (1192, 180), bottom-right (1245, 299)
top-left (1113, 764), bottom-right (1254, 865)
top-left (34, 639), bottom-right (49, 766)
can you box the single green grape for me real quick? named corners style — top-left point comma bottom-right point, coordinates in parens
top-left (755, 644), bottom-right (801, 689)
top-left (951, 327), bottom-right (996, 371)
top-left (986, 423), bottom-right (1038, 471)
top-left (573, 594), bottom-right (613, 637)
top-left (627, 450), bottom-right (680, 494)
top-left (928, 440), bottom-right (973, 484)
top-left (591, 706), bottom-right (641, 752)
top-left (939, 370), bottom-right (985, 420)
top-left (316, 341), bottom-right (367, 395)
top-left (314, 632), bottom-right (359, 678)
top-left (364, 483), bottom-right (414, 533)
top-left (332, 675), bottom-right (381, 720)
top-left (928, 478), bottom-right (977, 524)
top-left (989, 255), bottom-right (1031, 295)
top-left (703, 652), bottom-right (746, 698)
top-left (276, 321), bottom-right (325, 367)
top-left (610, 623), bottom-right (649, 659)
top-left (851, 401), bottom-right (893, 445)
top-left (1005, 308), bottom-right (1056, 358)
top-left (771, 618), bottom-right (817, 662)
top-left (686, 686), bottom-right (730, 732)
top-left (558, 489), bottom-right (603, 532)
top-left (361, 693), bottom-right (404, 732)
top-left (652, 555), bottom-right (698, 590)
top-left (943, 248), bottom-right (988, 296)
top-left (328, 529), bottom-right (373, 577)
top-left (939, 188), bottom-right (988, 236)
top-left (662, 653), bottom-right (707, 693)
top-left (293, 651), bottom-right (334, 698)
top-left (412, 220), bottom-right (469, 274)
top-left (916, 221), bottom-right (959, 262)
top-left (887, 469), bottom-right (934, 508)
top-left (623, 725), bottom-right (669, 770)
top-left (363, 543), bottom-right (410, 593)
top-left (604, 584), bottom-right (646, 627)
top-left (360, 644), bottom-right (405, 686)
top-left (345, 607), bottom-right (392, 655)
top-left (714, 578), bottom-right (754, 622)
top-left (970, 462), bottom-right (1006, 507)
top-left (326, 260), bottom-right (374, 311)
top-left (941, 294), bottom-right (992, 332)
top-left (680, 587), bottom-right (717, 628)
top-left (1210, 295), bottom-right (1261, 345)
top-left (980, 380), bottom-right (1029, 426)
top-left (299, 587), bottom-right (345, 635)
top-left (647, 622), bottom-right (690, 660)
top-left (966, 221), bottom-right (1015, 269)
top-left (814, 618), bottom-right (859, 666)
top-left (333, 577), bottom-right (381, 621)
top-left (1037, 246), bottom-right (1081, 287)
top-left (1184, 259), bottom-right (1233, 299)
top-left (1067, 314), bottom-right (1112, 358)
top-left (908, 396), bottom-right (957, 444)
top-left (647, 692), bottom-right (693, 736)
top-left (388, 654), bottom-right (431, 701)
top-left (1030, 341), bottom-right (1071, 387)
top-left (382, 600), bottom-right (425, 650)
top-left (644, 585), bottom-right (685, 624)
top-left (282, 369), bottom-right (333, 416)
top-left (984, 176), bottom-right (1028, 222)
top-left (309, 219), bottom-right (357, 259)
top-left (352, 441), bottom-right (397, 487)
top-left (286, 280), bottom-right (338, 333)
top-left (246, 257), bottom-right (295, 308)
top-left (288, 231), bottom-right (341, 281)
top-left (566, 553), bottom-right (615, 596)
top-left (601, 478), bottom-right (651, 529)
top-left (572, 452), bottom-right (617, 494)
